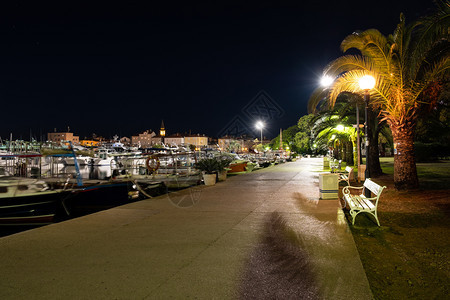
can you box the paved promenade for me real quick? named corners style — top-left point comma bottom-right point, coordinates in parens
top-left (0, 158), bottom-right (372, 299)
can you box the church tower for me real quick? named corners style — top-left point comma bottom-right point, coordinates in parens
top-left (160, 120), bottom-right (166, 137)
top-left (279, 128), bottom-right (283, 150)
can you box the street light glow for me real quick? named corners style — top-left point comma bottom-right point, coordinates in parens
top-left (320, 75), bottom-right (334, 87)
top-left (336, 125), bottom-right (345, 131)
top-left (359, 75), bottom-right (376, 90)
top-left (255, 121), bottom-right (264, 130)
top-left (256, 121), bottom-right (264, 145)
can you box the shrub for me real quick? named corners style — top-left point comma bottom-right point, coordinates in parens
top-left (414, 142), bottom-right (450, 162)
top-left (194, 158), bottom-right (219, 174)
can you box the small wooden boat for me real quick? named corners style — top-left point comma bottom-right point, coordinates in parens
top-left (227, 161), bottom-right (248, 174)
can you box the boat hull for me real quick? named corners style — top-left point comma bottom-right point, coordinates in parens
top-left (62, 180), bottom-right (145, 217)
top-left (228, 162), bottom-right (248, 174)
top-left (0, 192), bottom-right (66, 226)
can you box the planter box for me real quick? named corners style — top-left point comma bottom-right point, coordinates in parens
top-left (203, 173), bottom-right (216, 186)
top-left (217, 170), bottom-right (227, 182)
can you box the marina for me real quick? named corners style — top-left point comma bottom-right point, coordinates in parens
top-left (0, 140), bottom-right (288, 235)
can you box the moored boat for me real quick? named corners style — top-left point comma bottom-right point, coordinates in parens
top-left (60, 178), bottom-right (164, 217)
top-left (0, 177), bottom-right (69, 225)
top-left (227, 161), bottom-right (248, 175)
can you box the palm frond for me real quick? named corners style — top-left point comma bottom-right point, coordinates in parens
top-left (409, 1), bottom-right (450, 77)
top-left (310, 1), bottom-right (449, 134)
top-left (324, 55), bottom-right (374, 77)
top-left (341, 29), bottom-right (391, 73)
top-left (307, 87), bottom-right (329, 114)
top-left (411, 56), bottom-right (450, 102)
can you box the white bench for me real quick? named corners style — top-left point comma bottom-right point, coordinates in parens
top-left (338, 166), bottom-right (354, 186)
top-left (330, 159), bottom-right (341, 172)
top-left (342, 178), bottom-right (386, 226)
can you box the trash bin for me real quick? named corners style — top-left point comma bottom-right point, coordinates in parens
top-left (319, 173), bottom-right (338, 199)
top-left (323, 157), bottom-right (330, 169)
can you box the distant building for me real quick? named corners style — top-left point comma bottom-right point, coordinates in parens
top-left (218, 136), bottom-right (242, 152)
top-left (185, 134), bottom-right (209, 150)
top-left (80, 140), bottom-right (99, 147)
top-left (151, 136), bottom-right (163, 146)
top-left (48, 132), bottom-right (79, 145)
top-left (132, 130), bottom-right (155, 148)
top-left (164, 134), bottom-right (184, 147)
top-left (120, 137), bottom-right (131, 146)
top-left (239, 135), bottom-right (256, 153)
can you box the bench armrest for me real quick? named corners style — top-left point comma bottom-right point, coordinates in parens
top-left (342, 185), bottom-right (363, 195)
top-left (364, 196), bottom-right (378, 202)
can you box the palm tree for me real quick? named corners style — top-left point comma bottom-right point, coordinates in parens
top-left (317, 5), bottom-right (449, 189)
top-left (309, 90), bottom-right (386, 175)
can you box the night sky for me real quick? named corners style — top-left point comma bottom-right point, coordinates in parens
top-left (0, 1), bottom-right (433, 141)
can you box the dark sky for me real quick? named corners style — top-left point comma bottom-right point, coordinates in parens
top-left (0, 1), bottom-right (433, 141)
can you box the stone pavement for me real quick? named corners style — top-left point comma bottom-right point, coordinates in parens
top-left (0, 158), bottom-right (372, 299)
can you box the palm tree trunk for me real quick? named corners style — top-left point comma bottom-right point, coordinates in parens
top-left (369, 126), bottom-right (383, 176)
top-left (391, 125), bottom-right (419, 190)
top-left (346, 140), bottom-right (353, 165)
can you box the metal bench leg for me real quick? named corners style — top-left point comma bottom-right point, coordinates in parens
top-left (340, 197), bottom-right (347, 209)
top-left (373, 211), bottom-right (380, 226)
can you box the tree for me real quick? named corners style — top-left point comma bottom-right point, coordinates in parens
top-left (294, 114), bottom-right (315, 153)
top-left (317, 5), bottom-right (449, 189)
top-left (309, 91), bottom-right (387, 173)
top-left (309, 109), bottom-right (356, 165)
top-left (269, 125), bottom-right (300, 151)
top-left (227, 140), bottom-right (241, 153)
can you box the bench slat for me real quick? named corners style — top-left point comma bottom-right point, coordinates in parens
top-left (346, 195), bottom-right (375, 210)
top-left (353, 197), bottom-right (374, 210)
top-left (364, 179), bottom-right (382, 195)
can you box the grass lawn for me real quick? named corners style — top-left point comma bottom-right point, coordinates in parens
top-left (344, 157), bottom-right (450, 299)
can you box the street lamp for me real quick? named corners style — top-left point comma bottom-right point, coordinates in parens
top-left (320, 75), bottom-right (334, 87)
top-left (359, 75), bottom-right (375, 194)
top-left (255, 121), bottom-right (264, 146)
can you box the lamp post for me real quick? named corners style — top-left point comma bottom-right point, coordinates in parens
top-left (358, 75), bottom-right (375, 196)
top-left (356, 104), bottom-right (361, 180)
top-left (256, 121), bottom-right (264, 146)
